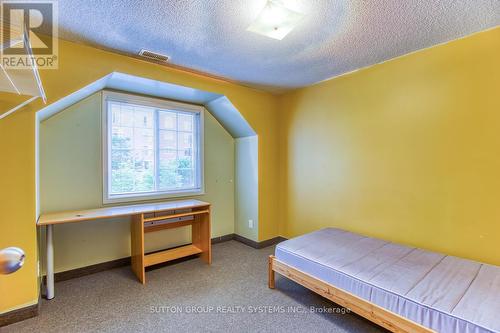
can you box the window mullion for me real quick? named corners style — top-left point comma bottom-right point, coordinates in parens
top-left (176, 111), bottom-right (179, 163)
top-left (154, 109), bottom-right (160, 192)
top-left (193, 114), bottom-right (198, 189)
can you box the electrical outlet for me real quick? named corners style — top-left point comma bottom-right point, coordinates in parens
top-left (248, 219), bottom-right (254, 229)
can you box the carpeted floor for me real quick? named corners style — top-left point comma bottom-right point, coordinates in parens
top-left (4, 241), bottom-right (386, 333)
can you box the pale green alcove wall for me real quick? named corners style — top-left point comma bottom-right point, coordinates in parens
top-left (40, 92), bottom-right (235, 273)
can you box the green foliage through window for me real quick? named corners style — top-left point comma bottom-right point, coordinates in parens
top-left (106, 97), bottom-right (200, 198)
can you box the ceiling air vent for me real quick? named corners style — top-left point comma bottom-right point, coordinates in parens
top-left (138, 49), bottom-right (169, 63)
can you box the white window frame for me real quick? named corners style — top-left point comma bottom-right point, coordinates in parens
top-left (102, 91), bottom-right (204, 204)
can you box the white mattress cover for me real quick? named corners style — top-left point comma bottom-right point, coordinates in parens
top-left (275, 228), bottom-right (500, 333)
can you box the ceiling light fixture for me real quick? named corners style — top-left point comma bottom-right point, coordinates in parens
top-left (247, 0), bottom-right (305, 40)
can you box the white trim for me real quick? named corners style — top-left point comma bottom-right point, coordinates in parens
top-left (101, 90), bottom-right (205, 205)
top-left (0, 63), bottom-right (21, 94)
top-left (23, 29), bottom-right (47, 103)
top-left (0, 96), bottom-right (39, 120)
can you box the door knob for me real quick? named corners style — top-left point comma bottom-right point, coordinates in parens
top-left (0, 247), bottom-right (25, 274)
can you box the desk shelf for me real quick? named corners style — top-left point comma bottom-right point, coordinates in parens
top-left (144, 244), bottom-right (202, 267)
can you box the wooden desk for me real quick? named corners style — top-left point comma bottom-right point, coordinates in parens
top-left (37, 199), bottom-right (211, 299)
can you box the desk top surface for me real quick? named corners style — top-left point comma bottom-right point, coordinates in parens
top-left (37, 199), bottom-right (210, 226)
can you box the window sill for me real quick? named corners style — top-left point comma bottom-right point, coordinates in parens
top-left (103, 189), bottom-right (205, 205)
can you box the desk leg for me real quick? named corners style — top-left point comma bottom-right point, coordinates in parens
top-left (46, 225), bottom-right (55, 300)
top-left (130, 214), bottom-right (145, 284)
top-left (192, 211), bottom-right (211, 264)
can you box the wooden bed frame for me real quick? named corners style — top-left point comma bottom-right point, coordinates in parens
top-left (268, 255), bottom-right (435, 333)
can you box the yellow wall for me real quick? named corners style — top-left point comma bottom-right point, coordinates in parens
top-left (279, 27), bottom-right (500, 266)
top-left (0, 107), bottom-right (39, 312)
top-left (0, 39), bottom-right (280, 313)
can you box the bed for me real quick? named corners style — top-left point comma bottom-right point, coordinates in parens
top-left (268, 228), bottom-right (500, 333)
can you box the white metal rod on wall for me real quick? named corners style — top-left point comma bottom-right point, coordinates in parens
top-left (0, 29), bottom-right (46, 121)
top-left (0, 95), bottom-right (39, 120)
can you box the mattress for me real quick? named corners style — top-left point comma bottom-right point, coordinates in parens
top-left (275, 228), bottom-right (500, 333)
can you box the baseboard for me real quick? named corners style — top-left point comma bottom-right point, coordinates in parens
top-left (44, 233), bottom-right (285, 283)
top-left (42, 234), bottom-right (236, 284)
top-left (39, 233), bottom-right (284, 292)
top-left (211, 233), bottom-right (235, 244)
top-left (233, 234), bottom-right (286, 249)
top-left (48, 257), bottom-right (131, 283)
top-left (0, 302), bottom-right (39, 327)
top-left (258, 236), bottom-right (287, 248)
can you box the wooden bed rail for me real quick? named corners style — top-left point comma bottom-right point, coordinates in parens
top-left (268, 255), bottom-right (435, 333)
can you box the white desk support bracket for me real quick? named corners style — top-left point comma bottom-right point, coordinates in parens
top-left (0, 95), bottom-right (40, 120)
top-left (46, 225), bottom-right (54, 300)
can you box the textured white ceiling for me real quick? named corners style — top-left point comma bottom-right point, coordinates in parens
top-left (57, 0), bottom-right (500, 92)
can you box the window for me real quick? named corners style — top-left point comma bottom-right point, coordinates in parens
top-left (102, 91), bottom-right (204, 204)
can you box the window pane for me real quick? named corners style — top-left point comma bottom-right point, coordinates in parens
top-left (158, 167), bottom-right (180, 190)
top-left (109, 102), bottom-right (155, 195)
top-left (133, 128), bottom-right (154, 150)
top-left (110, 149), bottom-right (134, 193)
top-left (178, 168), bottom-right (194, 188)
top-left (157, 120), bottom-right (196, 191)
top-left (112, 126), bottom-right (132, 149)
top-left (132, 150), bottom-right (154, 192)
top-left (133, 107), bottom-right (154, 129)
top-left (159, 149), bottom-right (177, 168)
top-left (178, 132), bottom-right (192, 150)
top-left (178, 113), bottom-right (193, 132)
top-left (178, 154), bottom-right (194, 188)
top-left (119, 105), bottom-right (134, 127)
top-left (158, 111), bottom-right (176, 130)
top-left (178, 149), bottom-right (192, 159)
top-left (111, 103), bottom-right (121, 126)
top-left (157, 148), bottom-right (176, 190)
top-left (159, 130), bottom-right (176, 150)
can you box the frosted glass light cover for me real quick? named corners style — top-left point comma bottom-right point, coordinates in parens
top-left (247, 1), bottom-right (305, 40)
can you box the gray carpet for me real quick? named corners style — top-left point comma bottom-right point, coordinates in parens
top-left (4, 241), bottom-right (386, 333)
